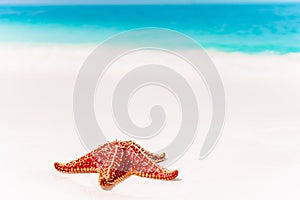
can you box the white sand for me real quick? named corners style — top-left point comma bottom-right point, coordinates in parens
top-left (1, 44), bottom-right (300, 199)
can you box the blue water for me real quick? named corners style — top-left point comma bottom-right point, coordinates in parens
top-left (0, 4), bottom-right (300, 53)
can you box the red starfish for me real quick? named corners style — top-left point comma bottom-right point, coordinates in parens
top-left (54, 140), bottom-right (178, 189)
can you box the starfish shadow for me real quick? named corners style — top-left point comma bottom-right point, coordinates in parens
top-left (173, 178), bottom-right (182, 181)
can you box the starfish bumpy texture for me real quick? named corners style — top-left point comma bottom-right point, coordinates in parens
top-left (54, 140), bottom-right (178, 189)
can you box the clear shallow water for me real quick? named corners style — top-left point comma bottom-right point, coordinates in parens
top-left (0, 4), bottom-right (299, 54)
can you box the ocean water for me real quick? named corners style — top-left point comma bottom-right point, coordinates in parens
top-left (0, 4), bottom-right (299, 54)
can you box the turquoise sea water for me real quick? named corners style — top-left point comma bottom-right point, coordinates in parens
top-left (0, 4), bottom-right (299, 53)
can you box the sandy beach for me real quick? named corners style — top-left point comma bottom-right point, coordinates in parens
top-left (1, 44), bottom-right (300, 199)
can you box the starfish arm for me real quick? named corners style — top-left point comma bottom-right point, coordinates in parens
top-left (130, 141), bottom-right (166, 163)
top-left (96, 145), bottom-right (129, 188)
top-left (126, 147), bottom-right (178, 181)
top-left (54, 142), bottom-right (123, 174)
top-left (54, 152), bottom-right (100, 173)
top-left (133, 169), bottom-right (178, 181)
top-left (118, 140), bottom-right (166, 163)
top-left (98, 171), bottom-right (131, 189)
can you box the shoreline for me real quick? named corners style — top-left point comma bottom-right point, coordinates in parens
top-left (1, 42), bottom-right (299, 56)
